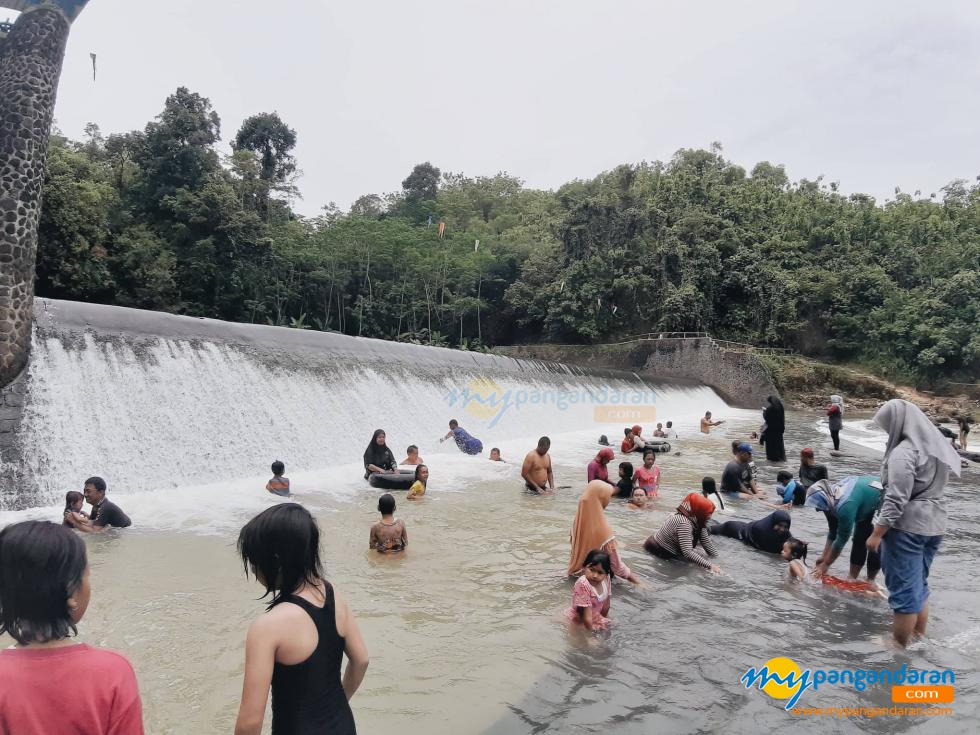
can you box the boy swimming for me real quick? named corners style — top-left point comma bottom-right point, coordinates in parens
top-left (266, 460), bottom-right (290, 497)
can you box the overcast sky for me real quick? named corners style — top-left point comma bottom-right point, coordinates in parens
top-left (32, 0), bottom-right (980, 215)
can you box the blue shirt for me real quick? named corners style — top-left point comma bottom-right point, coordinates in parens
top-left (777, 479), bottom-right (799, 504)
top-left (452, 427), bottom-right (483, 455)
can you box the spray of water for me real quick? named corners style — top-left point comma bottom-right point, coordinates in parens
top-left (1, 300), bottom-right (734, 516)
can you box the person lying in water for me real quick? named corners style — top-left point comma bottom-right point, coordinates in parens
top-left (369, 494), bottom-right (407, 553)
top-left (710, 510), bottom-right (792, 554)
top-left (363, 429), bottom-right (397, 478)
top-left (441, 419), bottom-right (483, 455)
top-left (521, 436), bottom-right (554, 493)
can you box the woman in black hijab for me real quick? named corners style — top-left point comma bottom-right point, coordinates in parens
top-left (763, 395), bottom-right (786, 462)
top-left (364, 429), bottom-right (397, 479)
top-left (709, 510), bottom-right (792, 554)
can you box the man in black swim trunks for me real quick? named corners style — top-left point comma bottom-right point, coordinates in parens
top-left (65, 477), bottom-right (132, 533)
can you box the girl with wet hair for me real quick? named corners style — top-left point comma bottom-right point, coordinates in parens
top-left (782, 538), bottom-right (810, 579)
top-left (235, 504), bottom-right (369, 735)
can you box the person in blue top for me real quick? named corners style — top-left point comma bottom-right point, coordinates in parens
top-left (441, 419), bottom-right (483, 455)
top-left (775, 470), bottom-right (803, 506)
top-left (805, 475), bottom-right (883, 581)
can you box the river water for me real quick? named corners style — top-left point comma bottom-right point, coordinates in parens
top-left (2, 413), bottom-right (977, 734)
top-left (1, 302), bottom-right (977, 732)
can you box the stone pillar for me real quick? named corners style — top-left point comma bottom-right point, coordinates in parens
top-left (0, 7), bottom-right (70, 388)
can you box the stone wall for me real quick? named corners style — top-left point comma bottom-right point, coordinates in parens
top-left (495, 337), bottom-right (778, 408)
top-left (0, 7), bottom-right (70, 388)
top-left (0, 369), bottom-right (26, 480)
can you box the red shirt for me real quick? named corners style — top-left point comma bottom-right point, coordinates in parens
top-left (0, 644), bottom-right (143, 735)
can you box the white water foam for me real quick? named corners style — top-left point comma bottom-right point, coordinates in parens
top-left (814, 417), bottom-right (888, 453)
top-left (4, 317), bottom-right (750, 521)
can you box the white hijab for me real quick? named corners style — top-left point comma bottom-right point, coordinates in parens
top-left (830, 395), bottom-right (844, 415)
top-left (874, 399), bottom-right (961, 479)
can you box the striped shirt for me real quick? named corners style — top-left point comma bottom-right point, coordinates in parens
top-left (651, 513), bottom-right (718, 569)
top-left (266, 477), bottom-right (290, 496)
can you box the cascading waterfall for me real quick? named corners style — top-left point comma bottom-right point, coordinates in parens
top-left (1, 299), bottom-right (731, 511)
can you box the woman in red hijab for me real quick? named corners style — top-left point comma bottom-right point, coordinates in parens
top-left (644, 493), bottom-right (721, 572)
top-left (587, 448), bottom-right (615, 482)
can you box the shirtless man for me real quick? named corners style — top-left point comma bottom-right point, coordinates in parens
top-left (521, 436), bottom-right (554, 493)
top-left (700, 411), bottom-right (724, 434)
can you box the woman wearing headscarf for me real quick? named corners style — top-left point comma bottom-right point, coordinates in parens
top-left (363, 429), bottom-right (397, 479)
top-left (827, 395), bottom-right (845, 451)
top-left (865, 399), bottom-right (961, 647)
top-left (568, 480), bottom-right (641, 583)
top-left (587, 448), bottom-right (615, 482)
top-left (709, 510), bottom-right (792, 554)
top-left (644, 493), bottom-right (721, 572)
top-left (762, 396), bottom-right (786, 462)
top-left (805, 476), bottom-right (883, 580)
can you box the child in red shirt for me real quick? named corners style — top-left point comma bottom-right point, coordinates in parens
top-left (0, 521), bottom-right (143, 735)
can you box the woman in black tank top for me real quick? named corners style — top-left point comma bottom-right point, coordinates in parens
top-left (235, 504), bottom-right (369, 735)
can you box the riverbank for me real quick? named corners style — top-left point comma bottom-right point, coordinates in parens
top-left (761, 355), bottom-right (978, 421)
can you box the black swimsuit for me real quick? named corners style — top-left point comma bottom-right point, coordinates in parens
top-left (271, 584), bottom-right (356, 734)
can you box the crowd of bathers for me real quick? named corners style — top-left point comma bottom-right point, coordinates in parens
top-left (0, 398), bottom-right (963, 734)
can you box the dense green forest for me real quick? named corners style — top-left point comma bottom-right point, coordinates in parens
top-left (36, 87), bottom-right (980, 385)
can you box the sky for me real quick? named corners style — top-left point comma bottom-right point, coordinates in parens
top-left (20, 0), bottom-right (980, 216)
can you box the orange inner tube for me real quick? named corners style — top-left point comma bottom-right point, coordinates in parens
top-left (821, 576), bottom-right (879, 593)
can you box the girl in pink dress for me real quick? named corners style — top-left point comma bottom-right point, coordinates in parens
top-left (633, 450), bottom-right (661, 498)
top-left (564, 550), bottom-right (613, 631)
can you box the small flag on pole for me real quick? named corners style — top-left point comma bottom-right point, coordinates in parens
top-left (90, 52), bottom-right (97, 81)
top-left (438, 222), bottom-right (446, 239)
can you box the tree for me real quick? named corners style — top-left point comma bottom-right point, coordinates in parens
top-left (350, 194), bottom-right (384, 219)
top-left (400, 161), bottom-right (441, 222)
top-left (233, 112), bottom-right (298, 216)
top-left (135, 87), bottom-right (221, 211)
